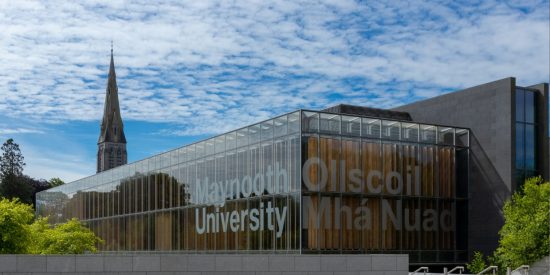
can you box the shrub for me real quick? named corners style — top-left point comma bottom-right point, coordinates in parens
top-left (0, 198), bottom-right (34, 253)
top-left (30, 217), bottom-right (102, 254)
top-left (493, 176), bottom-right (550, 268)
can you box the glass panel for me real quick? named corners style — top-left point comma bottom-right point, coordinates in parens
top-left (302, 111), bottom-right (319, 132)
top-left (516, 89), bottom-right (525, 122)
top-left (455, 128), bottom-right (469, 147)
top-left (341, 115), bottom-right (361, 136)
top-left (438, 127), bottom-right (454, 146)
top-left (205, 139), bottom-right (215, 156)
top-left (382, 120), bottom-right (400, 140)
top-left (361, 118), bottom-right (380, 138)
top-left (515, 123), bottom-right (525, 169)
top-left (225, 132), bottom-right (236, 150)
top-left (261, 120), bottom-right (274, 141)
top-left (402, 122), bottom-right (419, 142)
top-left (525, 91), bottom-right (536, 123)
top-left (288, 111), bottom-right (300, 134)
top-left (525, 124), bottom-right (536, 171)
top-left (187, 144), bottom-right (196, 161)
top-left (319, 113), bottom-right (340, 134)
top-left (420, 125), bottom-right (437, 144)
top-left (236, 128), bottom-right (248, 148)
top-left (215, 135), bottom-right (225, 154)
top-left (249, 124), bottom-right (261, 144)
top-left (195, 142), bottom-right (205, 159)
top-left (273, 116), bottom-right (287, 137)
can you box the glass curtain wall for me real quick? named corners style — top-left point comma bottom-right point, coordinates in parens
top-left (36, 109), bottom-right (469, 264)
top-left (300, 111), bottom-right (469, 263)
top-left (37, 112), bottom-right (302, 252)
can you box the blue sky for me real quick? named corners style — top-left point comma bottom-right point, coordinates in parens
top-left (0, 0), bottom-right (549, 182)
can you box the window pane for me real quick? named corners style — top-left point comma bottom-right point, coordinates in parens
top-left (215, 136), bottom-right (225, 154)
top-left (456, 128), bottom-right (469, 147)
top-left (438, 127), bottom-right (454, 146)
top-left (225, 132), bottom-right (236, 150)
top-left (525, 91), bottom-right (536, 123)
top-left (341, 115), bottom-right (361, 136)
top-left (288, 111), bottom-right (300, 134)
top-left (361, 118), bottom-right (380, 138)
top-left (525, 124), bottom-right (536, 171)
top-left (516, 89), bottom-right (524, 122)
top-left (302, 111), bottom-right (319, 133)
top-left (273, 116), bottom-right (287, 137)
top-left (248, 124), bottom-right (261, 144)
top-left (402, 122), bottom-right (419, 142)
top-left (236, 128), bottom-right (248, 148)
top-left (515, 123), bottom-right (524, 169)
top-left (382, 120), bottom-right (400, 140)
top-left (420, 125), bottom-right (437, 144)
top-left (205, 139), bottom-right (215, 156)
top-left (319, 113), bottom-right (340, 134)
top-left (261, 120), bottom-right (274, 141)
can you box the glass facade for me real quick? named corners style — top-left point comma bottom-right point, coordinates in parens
top-left (515, 88), bottom-right (538, 188)
top-left (36, 110), bottom-right (469, 263)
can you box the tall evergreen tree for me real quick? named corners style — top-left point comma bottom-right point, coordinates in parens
top-left (0, 139), bottom-right (32, 203)
top-left (0, 138), bottom-right (25, 177)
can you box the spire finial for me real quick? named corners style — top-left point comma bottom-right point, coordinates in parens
top-left (111, 40), bottom-right (113, 55)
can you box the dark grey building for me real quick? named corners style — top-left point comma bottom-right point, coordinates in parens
top-left (97, 48), bottom-right (128, 173)
top-left (394, 77), bottom-right (549, 257)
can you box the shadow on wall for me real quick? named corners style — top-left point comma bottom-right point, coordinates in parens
top-left (468, 133), bottom-right (510, 257)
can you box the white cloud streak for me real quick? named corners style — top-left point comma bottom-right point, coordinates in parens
top-left (0, 0), bottom-right (548, 136)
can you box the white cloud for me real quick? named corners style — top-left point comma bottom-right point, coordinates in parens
top-left (0, 0), bottom-right (547, 138)
top-left (0, 128), bottom-right (44, 135)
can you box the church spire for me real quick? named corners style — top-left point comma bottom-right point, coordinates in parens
top-left (97, 45), bottom-right (127, 173)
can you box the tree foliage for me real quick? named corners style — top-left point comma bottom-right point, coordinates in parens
top-left (467, 251), bottom-right (487, 273)
top-left (48, 177), bottom-right (65, 188)
top-left (0, 173), bottom-right (33, 203)
top-left (0, 198), bottom-right (102, 254)
top-left (30, 217), bottom-right (102, 254)
top-left (0, 139), bottom-right (33, 202)
top-left (0, 138), bottom-right (25, 177)
top-left (0, 198), bottom-right (34, 254)
top-left (493, 176), bottom-right (550, 268)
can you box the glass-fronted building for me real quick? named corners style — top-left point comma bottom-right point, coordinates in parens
top-left (37, 109), bottom-right (469, 264)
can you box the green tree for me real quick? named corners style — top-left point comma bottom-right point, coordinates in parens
top-left (48, 177), bottom-right (65, 188)
top-left (0, 139), bottom-right (32, 202)
top-left (0, 138), bottom-right (25, 176)
top-left (0, 198), bottom-right (34, 254)
top-left (30, 217), bottom-right (102, 254)
top-left (467, 251), bottom-right (487, 273)
top-left (493, 176), bottom-right (550, 268)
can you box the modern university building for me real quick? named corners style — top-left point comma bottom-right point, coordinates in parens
top-left (36, 52), bottom-right (549, 269)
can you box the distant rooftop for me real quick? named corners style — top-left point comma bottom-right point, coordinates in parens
top-left (322, 104), bottom-right (412, 121)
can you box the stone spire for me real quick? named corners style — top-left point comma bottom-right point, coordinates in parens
top-left (97, 45), bottom-right (127, 173)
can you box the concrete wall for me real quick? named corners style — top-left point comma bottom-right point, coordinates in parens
top-left (0, 254), bottom-right (409, 275)
top-left (393, 77), bottom-right (516, 257)
top-left (394, 78), bottom-right (550, 259)
top-left (529, 256), bottom-right (550, 275)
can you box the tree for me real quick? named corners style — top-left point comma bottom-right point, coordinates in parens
top-left (1, 198), bottom-right (102, 254)
top-left (48, 177), bottom-right (65, 188)
top-left (25, 176), bottom-right (50, 208)
top-left (0, 138), bottom-right (25, 177)
top-left (467, 251), bottom-right (487, 273)
top-left (493, 176), bottom-right (550, 268)
top-left (0, 139), bottom-right (32, 202)
top-left (30, 217), bottom-right (102, 254)
top-left (0, 198), bottom-right (34, 254)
